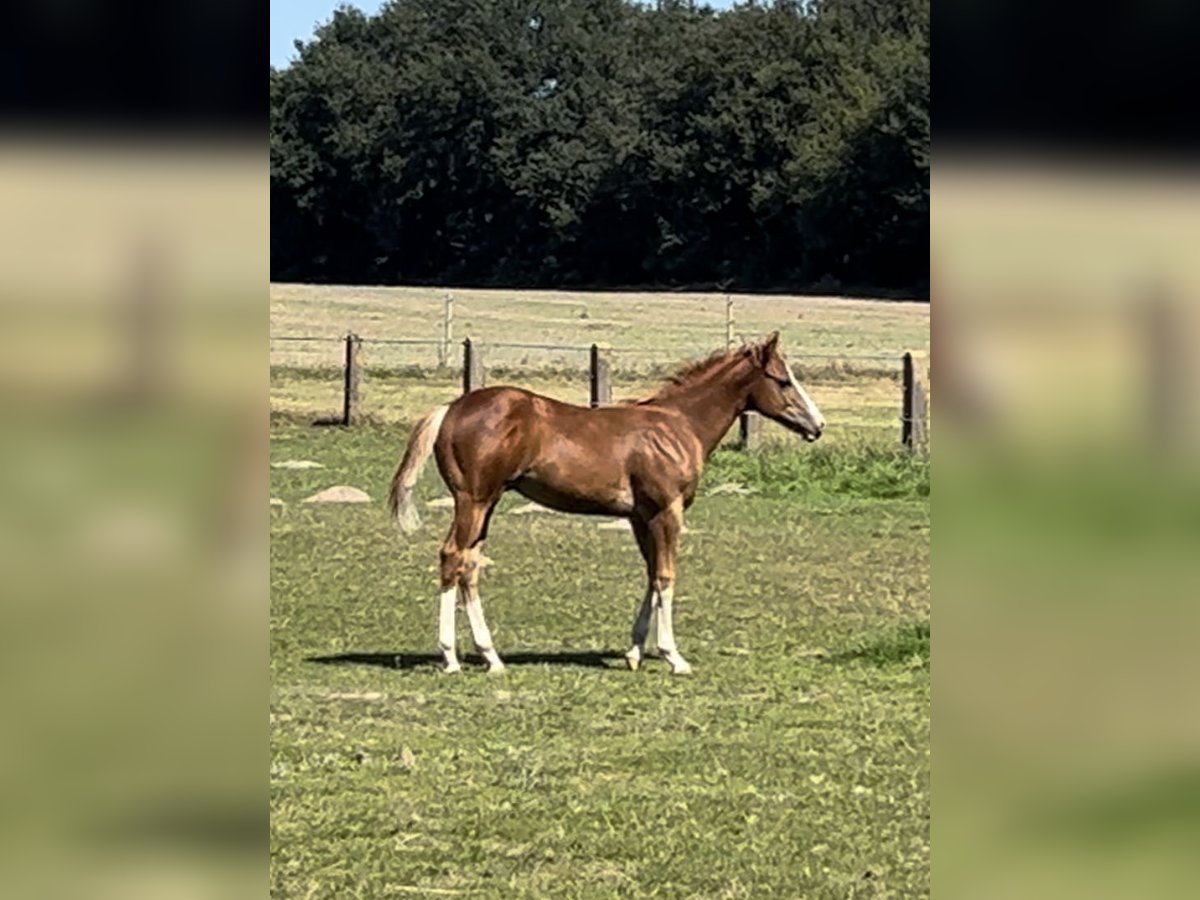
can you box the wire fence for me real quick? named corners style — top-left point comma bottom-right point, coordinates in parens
top-left (269, 334), bottom-right (901, 374)
top-left (269, 331), bottom-right (929, 452)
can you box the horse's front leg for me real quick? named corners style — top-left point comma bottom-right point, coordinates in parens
top-left (628, 502), bottom-right (691, 674)
top-left (625, 584), bottom-right (655, 671)
top-left (649, 500), bottom-right (691, 675)
top-left (652, 581), bottom-right (691, 675)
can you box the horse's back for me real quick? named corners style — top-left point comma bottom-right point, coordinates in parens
top-left (439, 385), bottom-right (700, 498)
top-left (448, 384), bottom-right (635, 426)
top-left (444, 386), bottom-right (530, 424)
top-left (447, 385), bottom-right (696, 454)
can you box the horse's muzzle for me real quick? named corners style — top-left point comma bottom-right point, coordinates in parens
top-left (782, 412), bottom-right (823, 442)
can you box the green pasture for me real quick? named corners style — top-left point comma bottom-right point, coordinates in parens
top-left (270, 423), bottom-right (929, 897)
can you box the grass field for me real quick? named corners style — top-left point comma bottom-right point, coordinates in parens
top-left (270, 424), bottom-right (929, 898)
top-left (271, 287), bottom-right (929, 896)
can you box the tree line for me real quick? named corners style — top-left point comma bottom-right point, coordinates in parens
top-left (271, 0), bottom-right (928, 295)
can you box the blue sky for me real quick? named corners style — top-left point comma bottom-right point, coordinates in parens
top-left (271, 0), bottom-right (738, 69)
top-left (271, 0), bottom-right (385, 68)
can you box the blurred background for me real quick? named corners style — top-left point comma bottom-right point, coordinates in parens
top-left (3, 0), bottom-right (1199, 895)
top-left (0, 2), bottom-right (264, 898)
top-left (936, 1), bottom-right (1200, 896)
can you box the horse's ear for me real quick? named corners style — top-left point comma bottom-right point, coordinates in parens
top-left (749, 332), bottom-right (778, 367)
top-left (756, 331), bottom-right (779, 363)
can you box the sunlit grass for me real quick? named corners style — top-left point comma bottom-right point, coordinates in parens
top-left (270, 424), bottom-right (929, 897)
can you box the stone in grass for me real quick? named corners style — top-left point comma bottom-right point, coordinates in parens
top-left (425, 496), bottom-right (455, 509)
top-left (510, 502), bottom-right (562, 515)
top-left (597, 519), bottom-right (633, 532)
top-left (271, 459), bottom-right (325, 469)
top-left (302, 485), bottom-right (371, 504)
top-left (707, 481), bottom-right (757, 496)
top-left (270, 497), bottom-right (285, 507)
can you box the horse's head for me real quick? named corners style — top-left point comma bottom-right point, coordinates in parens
top-left (744, 332), bottom-right (825, 441)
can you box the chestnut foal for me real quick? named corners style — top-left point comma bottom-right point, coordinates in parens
top-left (388, 332), bottom-right (824, 674)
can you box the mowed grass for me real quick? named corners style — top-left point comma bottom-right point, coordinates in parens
top-left (270, 424), bottom-right (929, 897)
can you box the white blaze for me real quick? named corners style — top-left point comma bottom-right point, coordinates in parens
top-left (786, 360), bottom-right (825, 430)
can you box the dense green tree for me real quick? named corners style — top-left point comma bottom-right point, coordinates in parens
top-left (270, 0), bottom-right (929, 293)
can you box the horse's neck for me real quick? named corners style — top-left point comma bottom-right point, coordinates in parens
top-left (660, 365), bottom-right (752, 457)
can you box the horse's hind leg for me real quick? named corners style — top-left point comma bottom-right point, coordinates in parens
top-left (461, 549), bottom-right (504, 672)
top-left (436, 578), bottom-right (462, 674)
top-left (439, 495), bottom-right (504, 673)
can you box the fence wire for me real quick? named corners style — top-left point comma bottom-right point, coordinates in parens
top-left (269, 332), bottom-right (922, 442)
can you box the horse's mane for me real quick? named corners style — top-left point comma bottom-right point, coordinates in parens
top-left (627, 347), bottom-right (745, 405)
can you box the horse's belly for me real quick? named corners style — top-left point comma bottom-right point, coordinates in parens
top-left (513, 471), bottom-right (634, 516)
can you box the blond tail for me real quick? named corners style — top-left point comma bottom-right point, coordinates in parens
top-left (388, 404), bottom-right (450, 533)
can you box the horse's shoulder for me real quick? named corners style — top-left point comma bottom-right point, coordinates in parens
top-left (632, 403), bottom-right (691, 426)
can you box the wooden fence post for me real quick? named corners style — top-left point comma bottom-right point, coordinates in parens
top-left (902, 351), bottom-right (929, 453)
top-left (342, 333), bottom-right (362, 426)
top-left (462, 338), bottom-right (485, 394)
top-left (739, 412), bottom-right (762, 450)
top-left (729, 296), bottom-right (758, 449)
top-left (589, 344), bottom-right (611, 407)
top-left (441, 295), bottom-right (454, 368)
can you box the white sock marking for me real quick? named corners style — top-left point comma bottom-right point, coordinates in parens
top-left (463, 586), bottom-right (504, 671)
top-left (626, 587), bottom-right (654, 668)
top-left (439, 586), bottom-right (460, 672)
top-left (654, 584), bottom-right (692, 675)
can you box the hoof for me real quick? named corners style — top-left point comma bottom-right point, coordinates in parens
top-left (667, 656), bottom-right (693, 676)
top-left (624, 649), bottom-right (642, 671)
top-left (482, 649), bottom-right (505, 673)
top-left (443, 661), bottom-right (462, 675)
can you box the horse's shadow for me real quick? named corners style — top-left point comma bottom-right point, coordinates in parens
top-left (307, 649), bottom-right (625, 671)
